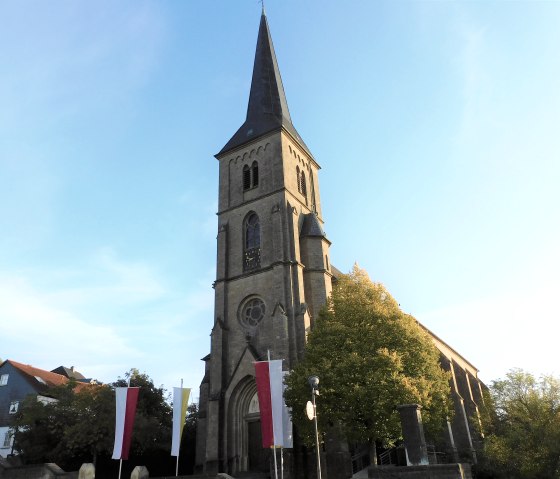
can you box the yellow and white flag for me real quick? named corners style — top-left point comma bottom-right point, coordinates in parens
top-left (171, 387), bottom-right (191, 456)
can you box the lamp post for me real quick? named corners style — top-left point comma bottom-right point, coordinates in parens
top-left (308, 375), bottom-right (322, 479)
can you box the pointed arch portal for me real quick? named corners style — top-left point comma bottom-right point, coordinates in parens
top-left (227, 376), bottom-right (269, 474)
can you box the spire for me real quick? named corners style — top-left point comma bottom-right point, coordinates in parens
top-left (300, 213), bottom-right (327, 239)
top-left (218, 10), bottom-right (312, 156)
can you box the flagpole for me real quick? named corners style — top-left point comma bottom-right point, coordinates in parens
top-left (273, 447), bottom-right (279, 479)
top-left (280, 447), bottom-right (284, 479)
top-left (266, 351), bottom-right (279, 479)
top-left (176, 378), bottom-right (183, 477)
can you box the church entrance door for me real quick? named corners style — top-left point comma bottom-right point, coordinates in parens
top-left (248, 420), bottom-right (269, 472)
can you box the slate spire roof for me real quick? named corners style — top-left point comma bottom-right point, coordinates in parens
top-left (218, 10), bottom-right (312, 157)
top-left (300, 212), bottom-right (327, 239)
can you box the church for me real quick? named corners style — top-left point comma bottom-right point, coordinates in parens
top-left (195, 9), bottom-right (485, 477)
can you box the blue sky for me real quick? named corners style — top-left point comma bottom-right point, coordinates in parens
top-left (1, 1), bottom-right (559, 396)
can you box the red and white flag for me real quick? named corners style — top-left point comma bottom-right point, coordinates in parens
top-left (254, 360), bottom-right (293, 448)
top-left (112, 387), bottom-right (140, 460)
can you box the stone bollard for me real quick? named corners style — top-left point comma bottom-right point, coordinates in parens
top-left (397, 404), bottom-right (429, 466)
top-left (130, 465), bottom-right (149, 479)
top-left (78, 463), bottom-right (95, 479)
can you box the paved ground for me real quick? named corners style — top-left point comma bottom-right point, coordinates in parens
top-left (353, 466), bottom-right (369, 478)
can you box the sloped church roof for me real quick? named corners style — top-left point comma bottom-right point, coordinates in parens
top-left (218, 9), bottom-right (312, 157)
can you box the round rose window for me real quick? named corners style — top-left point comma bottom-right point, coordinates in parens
top-left (240, 298), bottom-right (265, 329)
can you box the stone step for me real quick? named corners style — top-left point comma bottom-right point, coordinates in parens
top-left (154, 475), bottom-right (228, 479)
top-left (234, 474), bottom-right (269, 479)
top-left (154, 472), bottom-right (268, 479)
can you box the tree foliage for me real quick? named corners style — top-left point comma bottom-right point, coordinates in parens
top-left (478, 369), bottom-right (560, 479)
top-left (284, 265), bottom-right (452, 449)
top-left (12, 381), bottom-right (113, 470)
top-left (12, 369), bottom-right (176, 474)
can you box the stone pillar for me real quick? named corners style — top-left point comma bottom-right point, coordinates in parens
top-left (78, 463), bottom-right (95, 479)
top-left (130, 465), bottom-right (149, 479)
top-left (447, 419), bottom-right (460, 463)
top-left (397, 404), bottom-right (429, 466)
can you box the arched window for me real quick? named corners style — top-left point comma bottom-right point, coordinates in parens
top-left (244, 213), bottom-right (261, 270)
top-left (296, 166), bottom-right (301, 193)
top-left (243, 165), bottom-right (251, 190)
top-left (300, 171), bottom-right (307, 199)
top-left (243, 161), bottom-right (259, 191)
top-left (251, 161), bottom-right (259, 187)
top-left (310, 172), bottom-right (316, 212)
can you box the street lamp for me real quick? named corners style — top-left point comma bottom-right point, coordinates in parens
top-left (307, 375), bottom-right (322, 479)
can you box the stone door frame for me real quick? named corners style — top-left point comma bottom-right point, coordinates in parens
top-left (227, 376), bottom-right (260, 474)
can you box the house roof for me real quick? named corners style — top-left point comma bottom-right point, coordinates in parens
top-left (3, 360), bottom-right (90, 392)
top-left (50, 365), bottom-right (86, 380)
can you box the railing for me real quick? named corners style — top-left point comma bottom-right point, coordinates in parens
top-left (427, 444), bottom-right (447, 465)
top-left (379, 447), bottom-right (397, 466)
top-left (350, 443), bottom-right (370, 473)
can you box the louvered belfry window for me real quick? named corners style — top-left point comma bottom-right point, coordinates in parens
top-left (252, 161), bottom-right (259, 187)
top-left (243, 165), bottom-right (251, 190)
top-left (243, 162), bottom-right (259, 191)
top-left (300, 171), bottom-right (307, 198)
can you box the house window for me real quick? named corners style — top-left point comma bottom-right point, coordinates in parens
top-left (0, 374), bottom-right (8, 386)
top-left (243, 213), bottom-right (261, 271)
top-left (3, 431), bottom-right (11, 448)
top-left (9, 401), bottom-right (19, 414)
top-left (243, 161), bottom-right (259, 190)
top-left (296, 166), bottom-right (301, 193)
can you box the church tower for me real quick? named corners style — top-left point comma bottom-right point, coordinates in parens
top-left (196, 10), bottom-right (332, 476)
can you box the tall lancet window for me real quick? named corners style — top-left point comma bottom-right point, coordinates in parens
top-left (243, 165), bottom-right (251, 190)
top-left (243, 162), bottom-right (259, 191)
top-left (244, 213), bottom-right (261, 271)
top-left (310, 172), bottom-right (316, 212)
top-left (300, 171), bottom-right (307, 202)
top-left (296, 166), bottom-right (301, 193)
top-left (252, 161), bottom-right (259, 187)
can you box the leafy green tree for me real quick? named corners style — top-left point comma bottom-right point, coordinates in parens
top-left (63, 383), bottom-right (114, 466)
top-left (478, 369), bottom-right (560, 479)
top-left (12, 369), bottom-right (174, 474)
top-left (284, 265), bottom-right (452, 462)
top-left (12, 380), bottom-right (110, 470)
